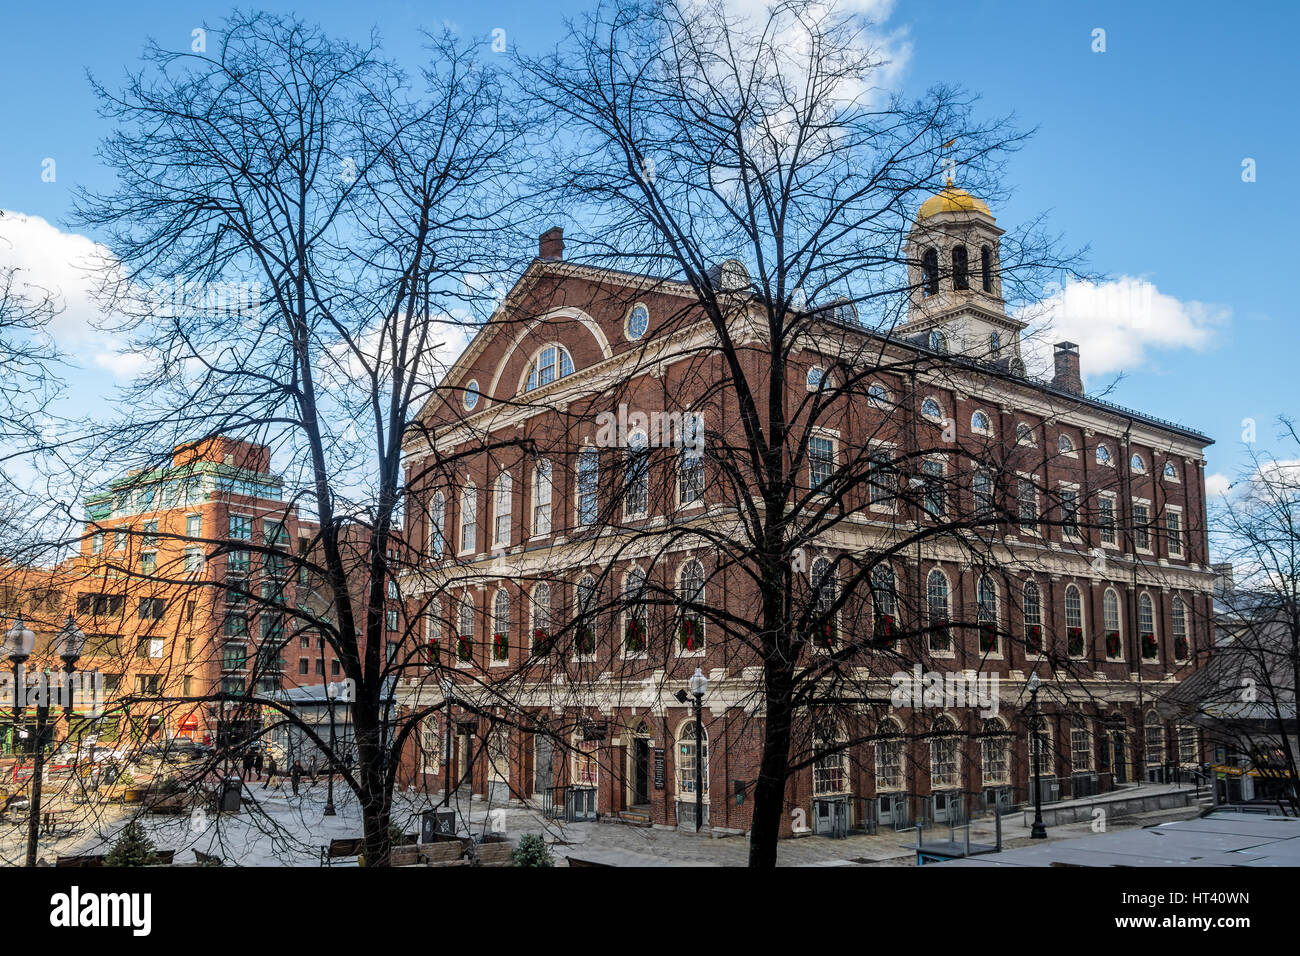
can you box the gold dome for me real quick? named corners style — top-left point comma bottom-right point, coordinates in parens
top-left (917, 185), bottom-right (992, 219)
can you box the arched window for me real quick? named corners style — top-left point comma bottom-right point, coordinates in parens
top-left (1016, 423), bottom-right (1034, 445)
top-left (981, 718), bottom-right (1009, 784)
top-left (677, 721), bottom-right (708, 796)
top-left (921, 248), bottom-right (939, 296)
top-left (1130, 453), bottom-right (1146, 474)
top-left (1065, 584), bottom-right (1085, 657)
top-left (492, 589), bottom-right (510, 661)
top-left (921, 397), bottom-right (943, 420)
top-left (531, 583), bottom-right (551, 653)
top-left (532, 460), bottom-right (553, 536)
top-left (1172, 597), bottom-right (1189, 660)
top-left (525, 344), bottom-right (574, 391)
top-left (927, 569), bottom-right (951, 652)
top-left (981, 245), bottom-right (993, 292)
top-left (971, 410), bottom-right (992, 434)
top-left (424, 600), bottom-right (441, 667)
top-left (989, 331), bottom-right (1001, 356)
top-left (1103, 588), bottom-right (1122, 659)
top-left (951, 245), bottom-right (969, 291)
top-left (679, 414), bottom-right (704, 506)
top-left (928, 329), bottom-right (947, 353)
top-left (871, 564), bottom-right (897, 644)
top-left (493, 471), bottom-right (513, 546)
top-left (577, 447), bottom-right (599, 526)
top-left (876, 718), bottom-right (905, 790)
top-left (457, 595), bottom-right (475, 663)
top-left (623, 568), bottom-right (647, 655)
top-left (459, 484), bottom-right (477, 553)
top-left (678, 559), bottom-right (706, 653)
top-left (811, 556), bottom-right (838, 649)
top-left (807, 366), bottom-right (826, 390)
top-left (574, 575), bottom-right (599, 658)
top-left (429, 491), bottom-right (445, 557)
top-left (868, 383), bottom-right (890, 407)
top-left (977, 575), bottom-right (999, 654)
top-left (1023, 580), bottom-right (1042, 655)
top-left (1163, 461), bottom-right (1178, 480)
top-left (1139, 593), bottom-right (1158, 659)
top-left (1058, 434), bottom-right (1074, 455)
top-left (625, 431), bottom-right (649, 516)
top-left (930, 716), bottom-right (960, 787)
top-left (1096, 443), bottom-right (1112, 466)
top-left (1071, 715), bottom-right (1093, 771)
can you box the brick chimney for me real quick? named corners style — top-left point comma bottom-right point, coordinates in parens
top-left (538, 226), bottom-right (564, 260)
top-left (1052, 341), bottom-right (1083, 395)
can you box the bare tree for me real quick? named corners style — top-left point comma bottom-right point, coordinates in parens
top-left (66, 11), bottom-right (529, 865)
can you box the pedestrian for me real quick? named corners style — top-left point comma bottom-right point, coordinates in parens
top-left (290, 759), bottom-right (303, 797)
top-left (263, 754), bottom-right (278, 789)
top-left (308, 754), bottom-right (318, 783)
top-left (253, 748), bottom-right (265, 780)
top-left (241, 749), bottom-right (255, 779)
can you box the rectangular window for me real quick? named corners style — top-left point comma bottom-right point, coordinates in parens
top-left (868, 450), bottom-right (896, 506)
top-left (680, 449), bottom-right (704, 506)
top-left (141, 520), bottom-right (158, 548)
top-left (809, 436), bottom-right (834, 491)
top-left (185, 514), bottom-right (202, 538)
top-left (113, 529), bottom-right (127, 551)
top-left (1099, 497), bottom-right (1117, 545)
top-left (138, 597), bottom-right (166, 620)
top-left (387, 609), bottom-right (399, 631)
top-left (533, 460), bottom-right (553, 533)
top-left (184, 546), bottom-right (204, 572)
top-left (1133, 502), bottom-right (1151, 550)
top-left (922, 460), bottom-right (945, 517)
top-left (1167, 511), bottom-right (1183, 556)
top-left (263, 519), bottom-right (288, 544)
top-left (460, 488), bottom-right (477, 553)
top-left (1061, 487), bottom-right (1079, 538)
top-left (1018, 479), bottom-right (1038, 534)
top-left (299, 658), bottom-right (309, 675)
top-left (494, 474), bottom-right (513, 544)
top-left (972, 470), bottom-right (993, 518)
top-left (229, 515), bottom-right (252, 540)
top-left (92, 532), bottom-right (105, 555)
top-left (140, 552), bottom-right (156, 575)
top-left (577, 450), bottom-right (599, 526)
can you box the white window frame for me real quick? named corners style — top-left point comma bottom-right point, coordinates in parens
top-left (1103, 587), bottom-right (1124, 661)
top-left (429, 491), bottom-right (446, 557)
top-left (493, 471), bottom-right (513, 547)
top-left (808, 429), bottom-right (837, 494)
top-left (970, 409), bottom-right (993, 436)
top-left (624, 431), bottom-right (650, 518)
top-left (867, 440), bottom-right (898, 513)
top-left (459, 484), bottom-right (477, 555)
top-left (1166, 506), bottom-right (1184, 558)
top-left (1059, 481), bottom-right (1081, 541)
top-left (1017, 473), bottom-right (1040, 536)
top-left (532, 460), bottom-right (553, 537)
top-left (1098, 492), bottom-right (1118, 548)
top-left (576, 446), bottom-right (599, 528)
top-left (1132, 497), bottom-right (1153, 554)
top-left (926, 567), bottom-right (954, 657)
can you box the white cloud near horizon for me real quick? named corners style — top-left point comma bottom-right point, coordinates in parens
top-left (1016, 276), bottom-right (1226, 382)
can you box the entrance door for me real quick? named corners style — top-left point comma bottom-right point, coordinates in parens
top-left (534, 735), bottom-right (553, 797)
top-left (632, 739), bottom-right (650, 806)
top-left (1112, 733), bottom-right (1127, 784)
top-left (456, 730), bottom-right (472, 791)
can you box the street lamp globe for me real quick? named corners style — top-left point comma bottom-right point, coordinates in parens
top-left (4, 618), bottom-right (35, 665)
top-left (1026, 672), bottom-right (1041, 694)
top-left (688, 667), bottom-right (708, 700)
top-left (56, 615), bottom-right (86, 668)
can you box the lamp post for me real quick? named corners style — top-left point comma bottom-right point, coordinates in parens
top-left (440, 677), bottom-right (454, 808)
top-left (675, 667), bottom-right (709, 832)
top-left (1027, 672), bottom-right (1047, 840)
top-left (324, 681), bottom-right (340, 816)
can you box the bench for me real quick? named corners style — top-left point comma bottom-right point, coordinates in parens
top-left (321, 837), bottom-right (365, 866)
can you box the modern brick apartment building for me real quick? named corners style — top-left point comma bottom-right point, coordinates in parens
top-left (1, 436), bottom-right (405, 755)
top-left (398, 190), bottom-right (1216, 837)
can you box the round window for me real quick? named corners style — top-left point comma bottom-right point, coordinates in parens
top-left (627, 304), bottom-right (649, 340)
top-left (463, 380), bottom-right (480, 410)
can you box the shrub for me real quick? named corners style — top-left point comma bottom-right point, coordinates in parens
top-left (104, 821), bottom-right (161, 867)
top-left (511, 833), bottom-right (554, 867)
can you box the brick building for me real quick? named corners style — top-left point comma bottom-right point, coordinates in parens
top-left (397, 191), bottom-right (1216, 837)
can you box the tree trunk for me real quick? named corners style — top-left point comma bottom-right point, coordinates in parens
top-left (748, 654), bottom-right (795, 868)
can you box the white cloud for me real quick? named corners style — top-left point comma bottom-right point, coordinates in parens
top-left (1016, 276), bottom-right (1225, 381)
top-left (0, 209), bottom-right (136, 377)
top-left (1205, 472), bottom-right (1231, 498)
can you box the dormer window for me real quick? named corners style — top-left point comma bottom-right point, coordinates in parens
top-left (525, 345), bottom-right (574, 391)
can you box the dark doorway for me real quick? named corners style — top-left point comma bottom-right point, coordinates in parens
top-left (534, 735), bottom-right (553, 797)
top-left (1112, 733), bottom-right (1127, 784)
top-left (632, 738), bottom-right (650, 806)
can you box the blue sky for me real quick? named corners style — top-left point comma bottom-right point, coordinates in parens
top-left (0, 0), bottom-right (1295, 494)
